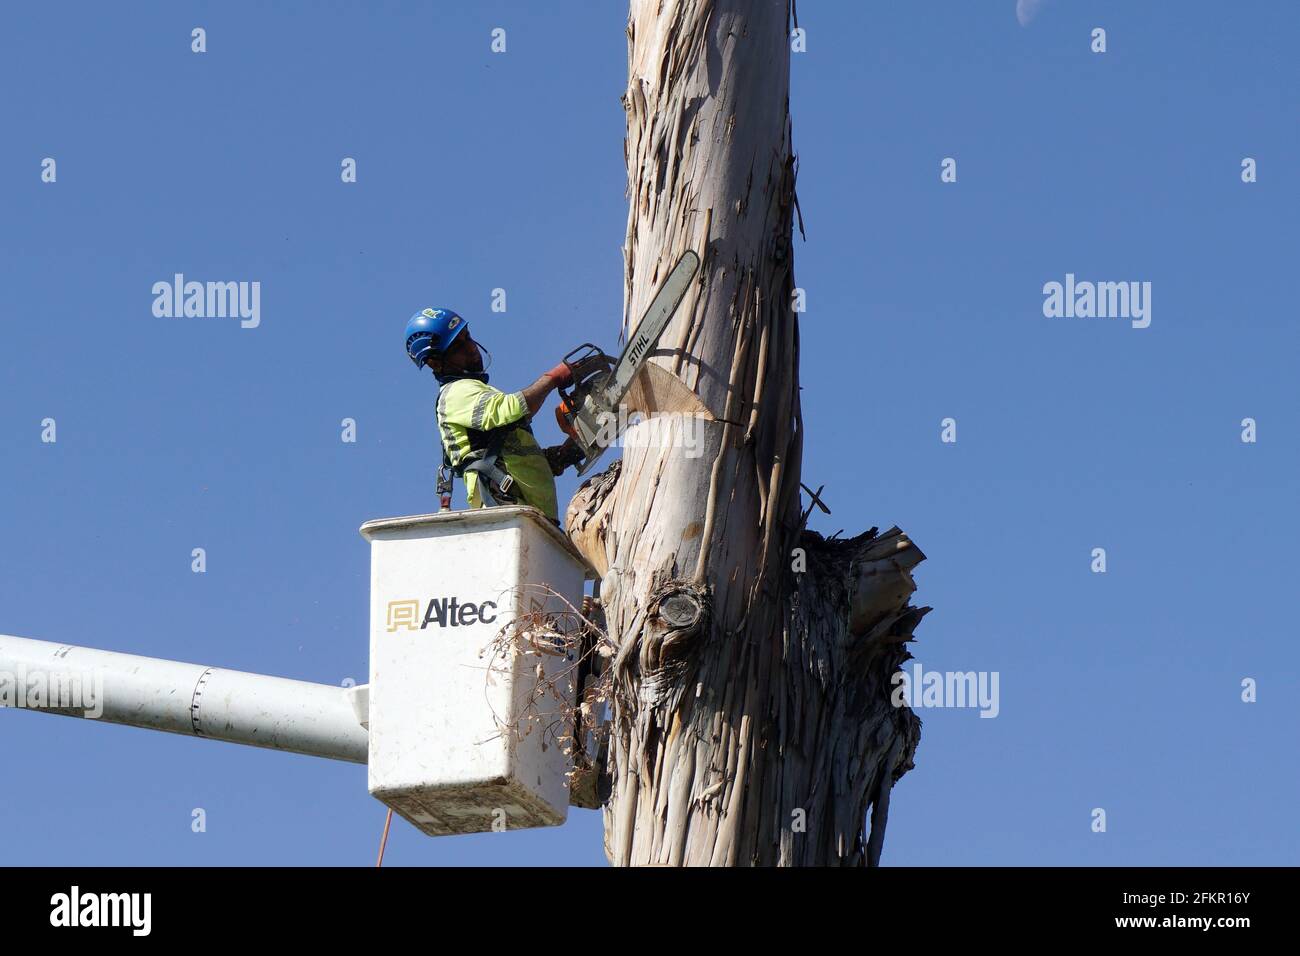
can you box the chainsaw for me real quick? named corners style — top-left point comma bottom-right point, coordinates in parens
top-left (555, 250), bottom-right (700, 476)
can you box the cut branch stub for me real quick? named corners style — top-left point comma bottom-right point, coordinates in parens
top-left (657, 588), bottom-right (703, 630)
top-left (640, 580), bottom-right (710, 677)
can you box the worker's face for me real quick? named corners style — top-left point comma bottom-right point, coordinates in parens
top-left (429, 330), bottom-right (483, 376)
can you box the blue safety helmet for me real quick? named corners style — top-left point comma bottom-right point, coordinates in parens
top-left (405, 308), bottom-right (468, 369)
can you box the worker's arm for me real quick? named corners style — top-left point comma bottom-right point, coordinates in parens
top-left (520, 353), bottom-right (613, 414)
top-left (520, 365), bottom-right (573, 415)
top-left (445, 370), bottom-right (570, 430)
top-left (442, 380), bottom-right (532, 431)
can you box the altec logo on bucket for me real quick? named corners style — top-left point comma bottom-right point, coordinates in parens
top-left (386, 597), bottom-right (499, 631)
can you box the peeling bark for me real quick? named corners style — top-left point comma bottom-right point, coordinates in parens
top-left (565, 0), bottom-right (928, 866)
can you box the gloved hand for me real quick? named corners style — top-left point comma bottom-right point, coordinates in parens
top-left (546, 349), bottom-right (614, 389)
top-left (546, 362), bottom-right (574, 387)
top-left (544, 439), bottom-right (586, 476)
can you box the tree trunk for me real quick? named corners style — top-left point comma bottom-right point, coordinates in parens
top-left (565, 0), bottom-right (928, 867)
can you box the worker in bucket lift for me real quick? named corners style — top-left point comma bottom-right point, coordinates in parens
top-left (404, 308), bottom-right (604, 523)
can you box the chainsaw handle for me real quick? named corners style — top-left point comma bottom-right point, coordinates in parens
top-left (562, 343), bottom-right (603, 366)
top-left (555, 343), bottom-right (615, 443)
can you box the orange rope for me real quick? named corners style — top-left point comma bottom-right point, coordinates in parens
top-left (375, 809), bottom-right (394, 867)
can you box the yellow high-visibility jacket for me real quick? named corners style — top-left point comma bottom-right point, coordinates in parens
top-left (435, 377), bottom-right (558, 521)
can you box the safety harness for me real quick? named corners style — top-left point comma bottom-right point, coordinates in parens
top-left (438, 424), bottom-right (523, 509)
top-left (434, 372), bottom-right (526, 511)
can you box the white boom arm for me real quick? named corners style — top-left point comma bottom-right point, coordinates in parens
top-left (0, 633), bottom-right (367, 764)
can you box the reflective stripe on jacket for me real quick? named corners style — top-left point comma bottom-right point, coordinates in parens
top-left (435, 378), bottom-right (558, 521)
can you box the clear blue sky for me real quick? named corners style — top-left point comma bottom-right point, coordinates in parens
top-left (1, 0), bottom-right (1295, 866)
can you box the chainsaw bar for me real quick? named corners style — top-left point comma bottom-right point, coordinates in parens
top-left (571, 249), bottom-right (700, 475)
top-left (603, 249), bottom-right (701, 410)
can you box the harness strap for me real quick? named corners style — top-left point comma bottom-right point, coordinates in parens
top-left (440, 420), bottom-right (527, 507)
top-left (455, 426), bottom-right (517, 506)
